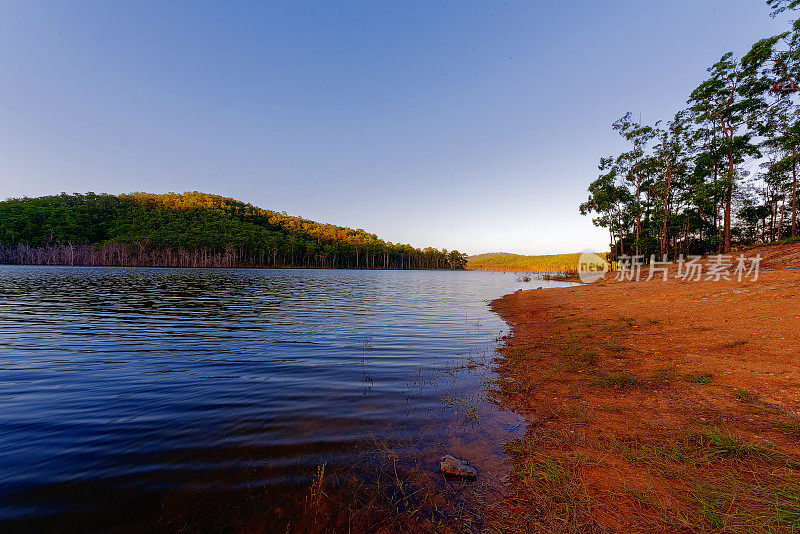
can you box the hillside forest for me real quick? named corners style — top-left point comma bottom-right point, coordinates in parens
top-left (0, 192), bottom-right (468, 270)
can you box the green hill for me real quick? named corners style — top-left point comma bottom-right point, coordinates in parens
top-left (0, 192), bottom-right (467, 269)
top-left (467, 252), bottom-right (607, 272)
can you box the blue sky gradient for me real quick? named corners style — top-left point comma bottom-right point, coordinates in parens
top-left (0, 1), bottom-right (790, 254)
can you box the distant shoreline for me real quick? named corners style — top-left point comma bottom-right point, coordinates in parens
top-left (0, 262), bottom-right (466, 271)
top-left (466, 251), bottom-right (606, 273)
top-left (465, 266), bottom-right (574, 273)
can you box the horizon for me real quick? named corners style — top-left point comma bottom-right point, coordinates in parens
top-left (0, 1), bottom-right (790, 255)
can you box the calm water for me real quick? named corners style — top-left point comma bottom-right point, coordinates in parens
top-left (0, 266), bottom-right (570, 530)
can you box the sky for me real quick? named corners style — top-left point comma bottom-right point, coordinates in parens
top-left (0, 1), bottom-right (791, 254)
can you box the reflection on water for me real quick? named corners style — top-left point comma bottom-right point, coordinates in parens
top-left (0, 266), bottom-right (572, 530)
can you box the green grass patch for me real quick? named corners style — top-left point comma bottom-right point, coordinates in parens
top-left (686, 372), bottom-right (713, 384)
top-left (775, 489), bottom-right (800, 527)
top-left (594, 370), bottom-right (639, 389)
top-left (650, 366), bottom-right (677, 386)
top-left (692, 427), bottom-right (763, 459)
top-left (503, 435), bottom-right (593, 524)
top-left (735, 389), bottom-right (760, 403)
top-left (558, 343), bottom-right (580, 357)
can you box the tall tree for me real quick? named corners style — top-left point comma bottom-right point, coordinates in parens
top-left (760, 107), bottom-right (800, 236)
top-left (651, 113), bottom-right (692, 258)
top-left (580, 160), bottom-right (633, 260)
top-left (688, 53), bottom-right (762, 253)
top-left (612, 113), bottom-right (656, 257)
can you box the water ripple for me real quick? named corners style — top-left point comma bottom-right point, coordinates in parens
top-left (0, 266), bottom-right (571, 526)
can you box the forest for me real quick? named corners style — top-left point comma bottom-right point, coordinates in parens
top-left (580, 0), bottom-right (800, 261)
top-left (0, 192), bottom-right (468, 270)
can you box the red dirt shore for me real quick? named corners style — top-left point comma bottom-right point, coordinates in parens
top-left (488, 243), bottom-right (800, 532)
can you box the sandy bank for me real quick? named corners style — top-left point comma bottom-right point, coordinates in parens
top-left (489, 263), bottom-right (800, 531)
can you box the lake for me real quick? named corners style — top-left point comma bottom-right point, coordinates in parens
top-left (0, 266), bottom-right (572, 531)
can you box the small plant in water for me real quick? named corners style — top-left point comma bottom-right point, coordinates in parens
top-left (309, 462), bottom-right (327, 511)
top-left (443, 394), bottom-right (481, 423)
top-left (361, 336), bottom-right (374, 394)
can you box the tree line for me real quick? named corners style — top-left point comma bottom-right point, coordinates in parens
top-left (0, 192), bottom-right (468, 270)
top-left (581, 0), bottom-right (800, 261)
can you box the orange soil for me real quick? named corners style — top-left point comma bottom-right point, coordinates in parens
top-left (746, 240), bottom-right (800, 270)
top-left (490, 244), bottom-right (800, 532)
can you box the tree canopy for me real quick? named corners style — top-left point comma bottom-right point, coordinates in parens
top-left (581, 1), bottom-right (800, 261)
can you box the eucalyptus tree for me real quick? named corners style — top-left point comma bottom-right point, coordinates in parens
top-left (743, 32), bottom-right (800, 237)
top-left (576, 1), bottom-right (800, 253)
top-left (650, 112), bottom-right (693, 258)
top-left (688, 53), bottom-right (763, 253)
top-left (580, 158), bottom-right (633, 260)
top-left (612, 113), bottom-right (656, 256)
top-left (759, 151), bottom-right (791, 239)
top-left (760, 108), bottom-right (800, 236)
top-left (685, 109), bottom-right (729, 252)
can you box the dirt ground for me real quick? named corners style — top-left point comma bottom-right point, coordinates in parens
top-left (489, 243), bottom-right (800, 532)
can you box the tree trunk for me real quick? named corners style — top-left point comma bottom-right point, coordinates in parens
top-left (793, 145), bottom-right (797, 237)
top-left (660, 165), bottom-right (673, 259)
top-left (725, 148), bottom-right (733, 253)
top-left (635, 178), bottom-right (642, 257)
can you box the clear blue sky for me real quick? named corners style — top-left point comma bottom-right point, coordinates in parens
top-left (0, 1), bottom-right (790, 254)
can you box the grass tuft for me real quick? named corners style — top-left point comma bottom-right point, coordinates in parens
top-left (692, 427), bottom-right (763, 459)
top-left (735, 389), bottom-right (760, 403)
top-left (594, 371), bottom-right (639, 389)
top-left (775, 489), bottom-right (800, 527)
top-left (686, 371), bottom-right (713, 385)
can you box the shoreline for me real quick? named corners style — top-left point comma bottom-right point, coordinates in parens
top-left (466, 267), bottom-right (578, 273)
top-left (488, 266), bottom-right (800, 531)
top-left (0, 263), bottom-right (466, 271)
